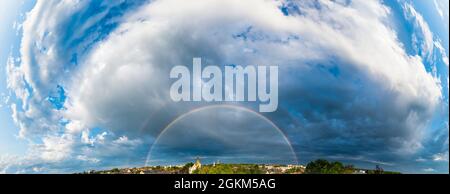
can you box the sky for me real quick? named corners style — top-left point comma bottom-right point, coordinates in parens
top-left (0, 0), bottom-right (449, 174)
top-left (0, 0), bottom-right (32, 157)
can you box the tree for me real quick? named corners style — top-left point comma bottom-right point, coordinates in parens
top-left (305, 159), bottom-right (353, 174)
top-left (375, 165), bottom-right (384, 174)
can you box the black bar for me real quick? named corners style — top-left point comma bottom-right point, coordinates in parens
top-left (1, 174), bottom-right (448, 193)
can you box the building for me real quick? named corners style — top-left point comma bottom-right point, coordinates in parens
top-left (189, 157), bottom-right (202, 174)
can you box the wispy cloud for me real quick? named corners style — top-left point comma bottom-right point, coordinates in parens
top-left (432, 151), bottom-right (449, 162)
top-left (423, 168), bottom-right (435, 172)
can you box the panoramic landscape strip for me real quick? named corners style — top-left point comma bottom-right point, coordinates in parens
top-left (81, 159), bottom-right (400, 174)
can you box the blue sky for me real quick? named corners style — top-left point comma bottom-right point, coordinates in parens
top-left (0, 0), bottom-right (34, 156)
top-left (0, 0), bottom-right (448, 174)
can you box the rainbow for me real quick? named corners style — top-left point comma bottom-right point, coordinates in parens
top-left (145, 104), bottom-right (298, 166)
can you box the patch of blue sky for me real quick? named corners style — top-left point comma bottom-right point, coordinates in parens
top-left (232, 25), bottom-right (300, 45)
top-left (278, 1), bottom-right (302, 16)
top-left (327, 66), bottom-right (341, 78)
top-left (59, 118), bottom-right (70, 127)
top-left (383, 0), bottom-right (418, 56)
top-left (411, 0), bottom-right (449, 51)
top-left (13, 77), bottom-right (34, 111)
top-left (70, 53), bottom-right (78, 66)
top-left (47, 85), bottom-right (66, 110)
top-left (431, 47), bottom-right (449, 101)
top-left (232, 26), bottom-right (253, 41)
top-left (280, 0), bottom-right (352, 16)
top-left (89, 127), bottom-right (106, 138)
top-left (280, 6), bottom-right (289, 16)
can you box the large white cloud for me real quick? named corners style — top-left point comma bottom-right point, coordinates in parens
top-left (67, 0), bottom-right (440, 149)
